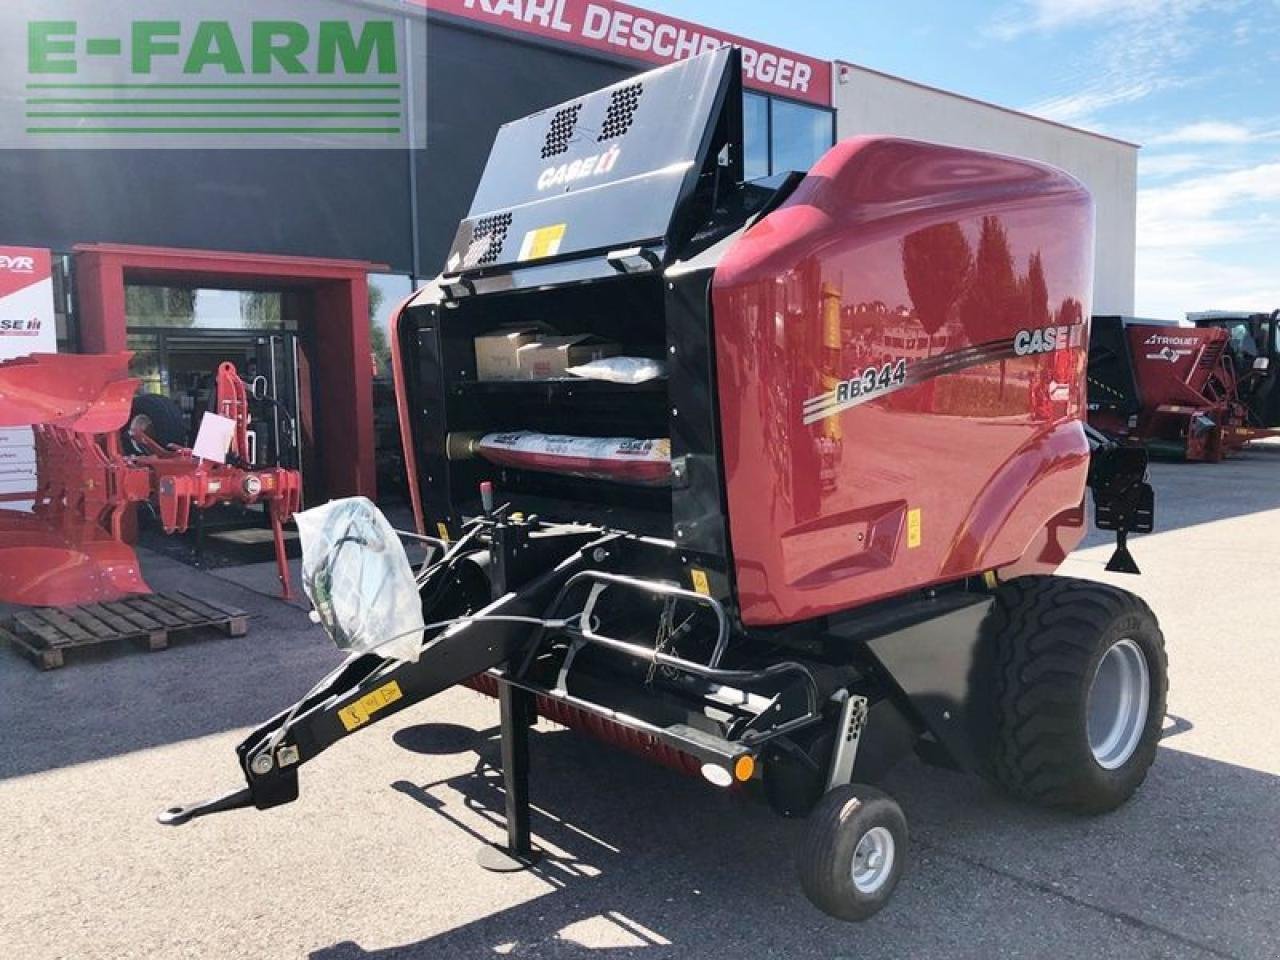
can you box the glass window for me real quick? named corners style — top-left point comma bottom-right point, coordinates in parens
top-left (771, 99), bottom-right (834, 175)
top-left (51, 254), bottom-right (77, 352)
top-left (124, 284), bottom-right (292, 331)
top-left (368, 273), bottom-right (414, 381)
top-left (743, 92), bottom-right (770, 181)
top-left (127, 332), bottom-right (165, 395)
top-left (368, 273), bottom-right (415, 504)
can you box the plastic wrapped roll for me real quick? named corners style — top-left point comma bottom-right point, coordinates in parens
top-left (474, 431), bottom-right (671, 486)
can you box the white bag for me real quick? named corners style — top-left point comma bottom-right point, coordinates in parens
top-left (295, 497), bottom-right (425, 663)
top-left (566, 356), bottom-right (667, 384)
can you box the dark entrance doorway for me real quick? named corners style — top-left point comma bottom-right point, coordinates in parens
top-left (74, 243), bottom-right (385, 503)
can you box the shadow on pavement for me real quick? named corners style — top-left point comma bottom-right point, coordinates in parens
top-left (0, 549), bottom-right (341, 782)
top-left (311, 719), bottom-right (1279, 960)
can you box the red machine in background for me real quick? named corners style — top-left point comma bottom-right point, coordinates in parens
top-left (1088, 316), bottom-right (1280, 461)
top-left (0, 353), bottom-right (301, 605)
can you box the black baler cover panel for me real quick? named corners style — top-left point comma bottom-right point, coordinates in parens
top-left (1088, 315), bottom-right (1143, 415)
top-left (443, 47), bottom-right (734, 276)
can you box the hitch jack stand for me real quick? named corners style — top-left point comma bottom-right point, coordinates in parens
top-left (476, 679), bottom-right (540, 872)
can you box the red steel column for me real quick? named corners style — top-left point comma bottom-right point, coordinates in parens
top-left (73, 251), bottom-right (128, 353)
top-left (310, 277), bottom-right (376, 500)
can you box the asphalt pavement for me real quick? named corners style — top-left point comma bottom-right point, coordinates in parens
top-left (2, 445), bottom-right (1279, 959)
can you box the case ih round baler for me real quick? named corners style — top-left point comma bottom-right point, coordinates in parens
top-left (163, 50), bottom-right (1166, 920)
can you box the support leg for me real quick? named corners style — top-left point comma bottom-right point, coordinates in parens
top-left (477, 679), bottom-right (540, 872)
top-left (269, 505), bottom-right (294, 600)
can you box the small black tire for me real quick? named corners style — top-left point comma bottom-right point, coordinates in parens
top-left (986, 575), bottom-right (1167, 814)
top-left (797, 784), bottom-right (907, 922)
top-left (124, 393), bottom-right (188, 452)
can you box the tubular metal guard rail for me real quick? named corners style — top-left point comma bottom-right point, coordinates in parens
top-left (517, 569), bottom-right (824, 749)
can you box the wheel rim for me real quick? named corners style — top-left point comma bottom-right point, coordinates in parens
top-left (1087, 638), bottom-right (1151, 770)
top-left (851, 826), bottom-right (895, 893)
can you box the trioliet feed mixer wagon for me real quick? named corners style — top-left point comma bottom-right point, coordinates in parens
top-left (162, 50), bottom-right (1165, 920)
top-left (1088, 313), bottom-right (1280, 461)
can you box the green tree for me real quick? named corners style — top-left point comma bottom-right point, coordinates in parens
top-left (368, 283), bottom-right (391, 378)
top-left (959, 216), bottom-right (1020, 395)
top-left (125, 285), bottom-right (197, 327)
top-left (902, 222), bottom-right (972, 339)
top-left (240, 291), bottom-right (282, 329)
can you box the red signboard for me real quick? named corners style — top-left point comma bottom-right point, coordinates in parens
top-left (421, 0), bottom-right (832, 106)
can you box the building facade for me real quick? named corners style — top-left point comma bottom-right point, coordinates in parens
top-left (0, 0), bottom-right (1138, 501)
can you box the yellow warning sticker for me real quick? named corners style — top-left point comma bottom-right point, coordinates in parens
top-left (907, 508), bottom-right (922, 549)
top-left (690, 569), bottom-right (711, 596)
top-left (436, 521), bottom-right (451, 543)
top-left (518, 223), bottom-right (567, 262)
top-left (338, 681), bottom-right (404, 732)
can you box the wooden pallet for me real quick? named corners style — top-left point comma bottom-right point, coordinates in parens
top-left (1, 592), bottom-right (249, 670)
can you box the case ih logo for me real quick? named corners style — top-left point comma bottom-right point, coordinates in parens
top-left (536, 144), bottom-right (622, 190)
top-left (0, 317), bottom-right (42, 336)
top-left (0, 255), bottom-right (35, 273)
top-left (1013, 324), bottom-right (1082, 357)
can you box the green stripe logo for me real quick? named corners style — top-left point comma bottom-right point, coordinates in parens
top-left (5, 2), bottom-right (426, 149)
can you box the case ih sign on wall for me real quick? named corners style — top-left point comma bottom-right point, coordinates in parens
top-left (0, 246), bottom-right (57, 508)
top-left (425, 0), bottom-right (832, 106)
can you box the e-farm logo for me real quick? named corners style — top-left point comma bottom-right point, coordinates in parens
top-left (2, 2), bottom-right (425, 149)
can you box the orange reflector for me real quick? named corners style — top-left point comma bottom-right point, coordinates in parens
top-left (734, 754), bottom-right (756, 782)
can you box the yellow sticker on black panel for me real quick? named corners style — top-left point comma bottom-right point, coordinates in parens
top-left (690, 568), bottom-right (711, 596)
top-left (518, 223), bottom-right (567, 262)
top-left (338, 681), bottom-right (404, 732)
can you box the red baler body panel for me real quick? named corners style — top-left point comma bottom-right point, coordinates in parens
top-left (713, 137), bottom-right (1095, 626)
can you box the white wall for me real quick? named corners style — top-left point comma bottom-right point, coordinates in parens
top-left (831, 62), bottom-right (1138, 316)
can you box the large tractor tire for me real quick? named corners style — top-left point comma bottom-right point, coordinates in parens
top-left (986, 576), bottom-right (1167, 814)
top-left (124, 393), bottom-right (188, 454)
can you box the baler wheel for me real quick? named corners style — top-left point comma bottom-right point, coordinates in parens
top-left (797, 783), bottom-right (907, 921)
top-left (986, 576), bottom-right (1167, 814)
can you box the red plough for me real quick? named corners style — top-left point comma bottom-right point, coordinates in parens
top-left (0, 353), bottom-right (301, 605)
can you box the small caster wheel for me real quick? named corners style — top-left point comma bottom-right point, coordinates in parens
top-left (798, 783), bottom-right (907, 921)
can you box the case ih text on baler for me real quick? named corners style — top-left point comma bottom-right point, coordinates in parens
top-left (162, 50), bottom-right (1166, 921)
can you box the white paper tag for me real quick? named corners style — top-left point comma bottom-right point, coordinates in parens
top-left (192, 412), bottom-right (237, 464)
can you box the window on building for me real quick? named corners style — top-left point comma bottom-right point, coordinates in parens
top-left (368, 273), bottom-right (414, 381)
top-left (742, 93), bottom-right (835, 180)
top-left (743, 93), bottom-right (771, 181)
top-left (123, 284), bottom-right (294, 331)
top-left (367, 272), bottom-right (415, 503)
top-left (771, 99), bottom-right (836, 175)
top-left (51, 254), bottom-right (77, 353)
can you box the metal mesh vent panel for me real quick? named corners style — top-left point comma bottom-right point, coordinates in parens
top-left (598, 84), bottom-right (643, 141)
top-left (466, 212), bottom-right (513, 268)
top-left (541, 104), bottom-right (583, 158)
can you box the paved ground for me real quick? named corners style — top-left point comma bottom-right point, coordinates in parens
top-left (3, 447), bottom-right (1280, 959)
